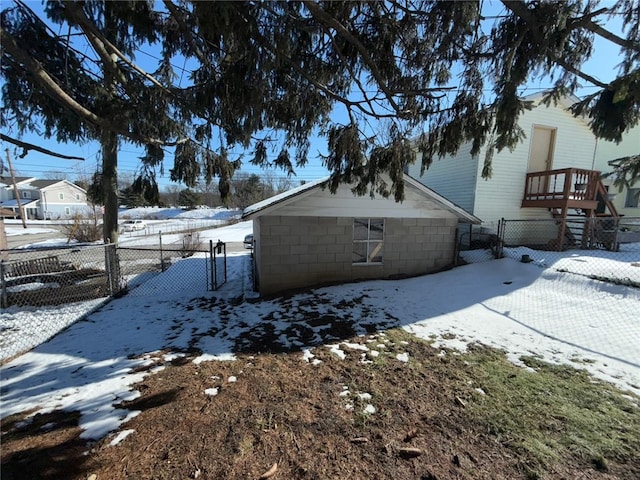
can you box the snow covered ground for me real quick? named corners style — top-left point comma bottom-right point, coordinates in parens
top-left (0, 220), bottom-right (255, 360)
top-left (1, 220), bottom-right (639, 444)
top-left (3, 206), bottom-right (243, 247)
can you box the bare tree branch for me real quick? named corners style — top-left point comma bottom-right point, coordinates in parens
top-left (0, 133), bottom-right (84, 160)
top-left (583, 19), bottom-right (640, 52)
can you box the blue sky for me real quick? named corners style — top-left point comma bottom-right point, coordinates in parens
top-left (0, 1), bottom-right (629, 191)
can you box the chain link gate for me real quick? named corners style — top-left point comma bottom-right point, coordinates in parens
top-left (207, 239), bottom-right (227, 290)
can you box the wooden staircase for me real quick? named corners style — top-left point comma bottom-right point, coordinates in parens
top-left (522, 168), bottom-right (620, 251)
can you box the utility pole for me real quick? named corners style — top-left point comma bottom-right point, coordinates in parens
top-left (4, 148), bottom-right (27, 229)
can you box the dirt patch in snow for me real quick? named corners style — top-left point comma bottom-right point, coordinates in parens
top-left (2, 330), bottom-right (637, 480)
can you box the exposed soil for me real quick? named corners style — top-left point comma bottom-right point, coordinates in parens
top-left (2, 330), bottom-right (636, 480)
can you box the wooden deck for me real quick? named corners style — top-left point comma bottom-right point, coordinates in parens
top-left (521, 168), bottom-right (617, 217)
top-left (520, 168), bottom-right (620, 251)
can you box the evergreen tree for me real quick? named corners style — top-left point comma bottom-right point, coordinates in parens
top-left (1, 0), bottom-right (638, 241)
top-left (232, 174), bottom-right (266, 209)
top-left (178, 188), bottom-right (202, 210)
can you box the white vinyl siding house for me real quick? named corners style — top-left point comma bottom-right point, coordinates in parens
top-left (243, 174), bottom-right (479, 296)
top-left (0, 177), bottom-right (39, 219)
top-left (411, 141), bottom-right (479, 213)
top-left (408, 94), bottom-right (599, 227)
top-left (34, 180), bottom-right (89, 219)
top-left (0, 177), bottom-right (89, 219)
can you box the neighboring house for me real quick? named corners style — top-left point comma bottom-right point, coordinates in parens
top-left (0, 176), bottom-right (37, 219)
top-left (406, 92), bottom-right (622, 247)
top-left (242, 173), bottom-right (480, 296)
top-left (593, 124), bottom-right (640, 217)
top-left (0, 177), bottom-right (90, 220)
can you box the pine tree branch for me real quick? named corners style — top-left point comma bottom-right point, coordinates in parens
top-left (63, 1), bottom-right (169, 93)
top-left (501, 0), bottom-right (613, 90)
top-left (1, 27), bottom-right (188, 148)
top-left (554, 58), bottom-right (610, 89)
top-left (163, 0), bottom-right (213, 70)
top-left (1, 27), bottom-right (107, 130)
top-left (63, 2), bottom-right (129, 90)
top-left (302, 0), bottom-right (404, 115)
top-left (566, 5), bottom-right (640, 53)
top-left (312, 20), bottom-right (388, 119)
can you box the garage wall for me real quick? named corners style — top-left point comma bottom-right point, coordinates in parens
top-left (255, 215), bottom-right (458, 296)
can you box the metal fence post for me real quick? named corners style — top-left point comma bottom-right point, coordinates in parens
top-left (223, 242), bottom-right (227, 285)
top-left (105, 243), bottom-right (120, 296)
top-left (0, 260), bottom-right (7, 309)
top-left (496, 218), bottom-right (505, 259)
top-left (159, 231), bottom-right (165, 272)
top-left (214, 240), bottom-right (216, 290)
top-left (205, 241), bottom-right (211, 290)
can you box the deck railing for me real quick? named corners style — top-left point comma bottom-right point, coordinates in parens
top-left (523, 168), bottom-right (601, 203)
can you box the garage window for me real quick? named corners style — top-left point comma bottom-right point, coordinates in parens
top-left (353, 218), bottom-right (384, 264)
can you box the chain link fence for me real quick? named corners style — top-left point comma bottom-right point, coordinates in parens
top-left (117, 218), bottom-right (230, 239)
top-left (458, 216), bottom-right (640, 287)
top-left (1, 244), bottom-right (119, 309)
top-left (0, 244), bottom-right (118, 361)
top-left (1, 232), bottom-right (227, 361)
top-left (117, 238), bottom-right (227, 296)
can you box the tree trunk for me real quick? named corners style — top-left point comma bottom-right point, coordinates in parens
top-left (101, 6), bottom-right (118, 246)
top-left (101, 128), bottom-right (119, 244)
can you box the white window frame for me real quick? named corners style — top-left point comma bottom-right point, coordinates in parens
top-left (75, 193), bottom-right (81, 201)
top-left (59, 192), bottom-right (65, 200)
top-left (22, 191), bottom-right (31, 199)
top-left (64, 207), bottom-right (71, 215)
top-left (625, 188), bottom-right (640, 208)
top-left (353, 218), bottom-right (384, 265)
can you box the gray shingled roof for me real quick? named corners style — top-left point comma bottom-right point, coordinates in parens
top-left (29, 179), bottom-right (64, 189)
top-left (0, 176), bottom-right (34, 186)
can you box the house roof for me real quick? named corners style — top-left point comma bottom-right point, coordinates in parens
top-left (29, 179), bottom-right (62, 189)
top-left (242, 174), bottom-right (481, 224)
top-left (0, 177), bottom-right (87, 193)
top-left (0, 176), bottom-right (35, 188)
top-left (30, 179), bottom-right (87, 193)
top-left (0, 199), bottom-right (39, 208)
top-left (242, 177), bottom-right (327, 218)
top-left (522, 91), bottom-right (582, 108)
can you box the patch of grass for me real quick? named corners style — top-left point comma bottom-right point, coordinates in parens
top-left (462, 346), bottom-right (640, 471)
top-left (6, 328), bottom-right (638, 480)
